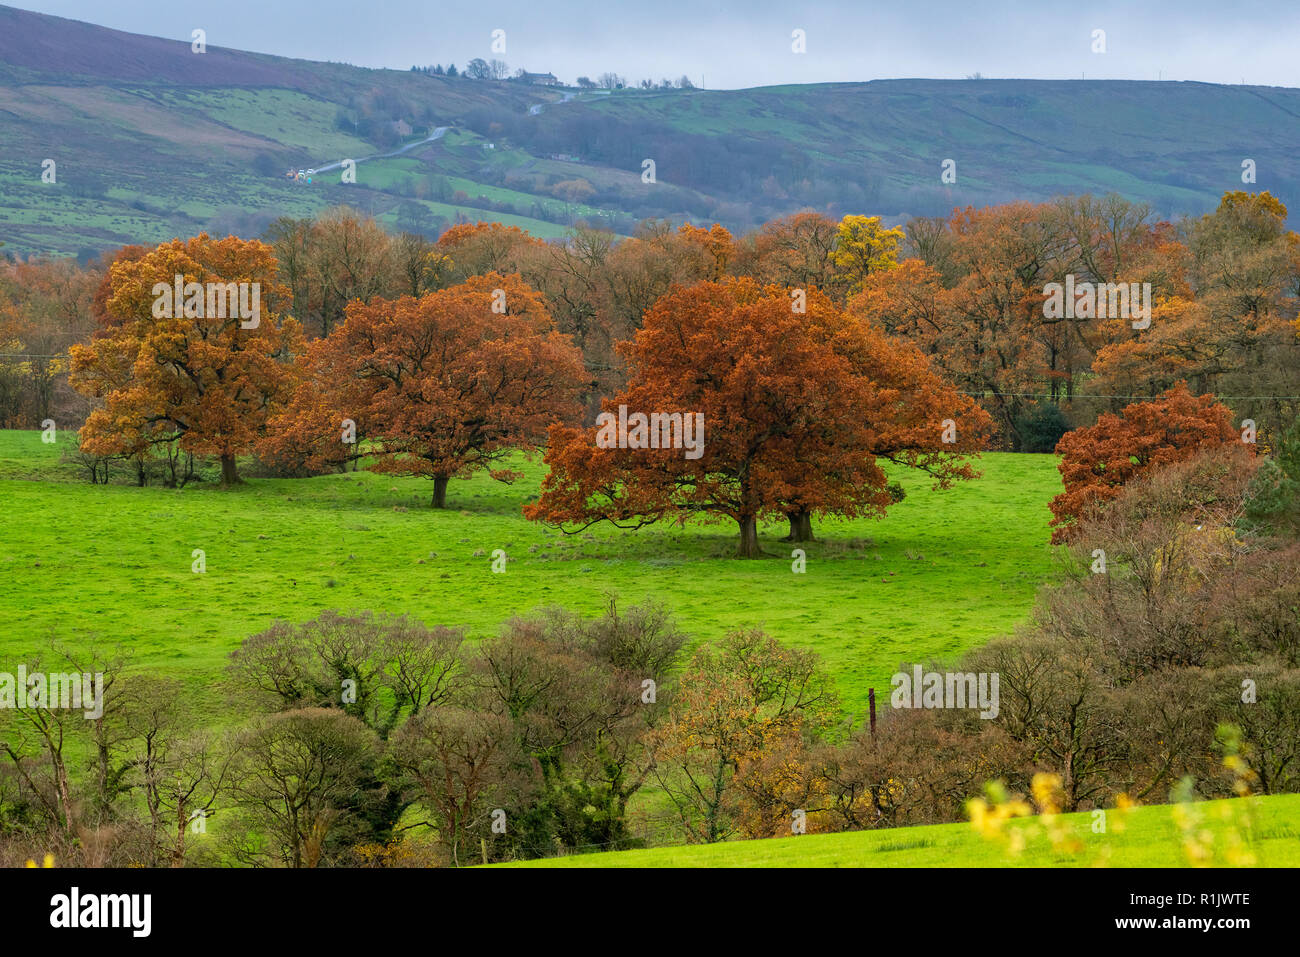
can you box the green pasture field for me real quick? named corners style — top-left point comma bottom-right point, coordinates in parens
top-left (0, 429), bottom-right (1060, 717)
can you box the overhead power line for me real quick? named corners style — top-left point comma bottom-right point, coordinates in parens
top-left (960, 391), bottom-right (1300, 400)
top-left (1, 356), bottom-right (1296, 401)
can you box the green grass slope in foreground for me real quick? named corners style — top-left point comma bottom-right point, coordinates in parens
top-left (506, 794), bottom-right (1300, 868)
top-left (0, 430), bottom-right (1058, 714)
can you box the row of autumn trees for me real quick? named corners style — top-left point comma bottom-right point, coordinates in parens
top-left (6, 426), bottom-right (1298, 865)
top-left (0, 254), bottom-right (98, 428)
top-left (21, 190), bottom-right (1300, 551)
top-left (64, 225), bottom-right (993, 556)
top-left (15, 188), bottom-right (1297, 440)
top-left (256, 191), bottom-right (1300, 447)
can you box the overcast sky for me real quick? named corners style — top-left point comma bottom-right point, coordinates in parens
top-left (9, 0), bottom-right (1299, 89)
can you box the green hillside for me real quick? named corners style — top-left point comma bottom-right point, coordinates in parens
top-left (506, 793), bottom-right (1300, 867)
top-left (2, 4), bottom-right (1298, 259)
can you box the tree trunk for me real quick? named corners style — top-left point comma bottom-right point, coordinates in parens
top-left (94, 731), bottom-right (112, 821)
top-left (173, 805), bottom-right (187, 868)
top-left (736, 514), bottom-right (763, 558)
top-left (782, 509), bottom-right (815, 542)
top-left (431, 475), bottom-right (449, 508)
top-left (55, 761), bottom-right (74, 832)
top-left (219, 453), bottom-right (239, 487)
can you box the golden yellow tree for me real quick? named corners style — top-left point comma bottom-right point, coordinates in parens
top-left (831, 214), bottom-right (904, 296)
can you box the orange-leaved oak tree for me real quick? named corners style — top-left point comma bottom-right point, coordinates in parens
top-left (68, 234), bottom-right (303, 486)
top-left (525, 279), bottom-right (987, 557)
top-left (263, 273), bottom-right (587, 507)
top-left (1049, 383), bottom-right (1245, 542)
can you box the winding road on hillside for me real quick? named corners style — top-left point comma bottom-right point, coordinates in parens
top-left (304, 86), bottom-right (599, 183)
top-left (528, 88), bottom-right (612, 115)
top-left (310, 88), bottom-right (599, 175)
top-left (310, 125), bottom-right (449, 175)
top-left (528, 91), bottom-right (578, 115)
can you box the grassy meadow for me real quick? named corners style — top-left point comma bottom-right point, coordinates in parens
top-left (0, 429), bottom-right (1060, 716)
top-left (506, 794), bottom-right (1300, 868)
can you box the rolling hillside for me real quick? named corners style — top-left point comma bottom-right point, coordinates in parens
top-left (505, 794), bottom-right (1300, 868)
top-left (2, 3), bottom-right (1299, 259)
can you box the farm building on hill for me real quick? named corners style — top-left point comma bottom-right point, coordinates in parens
top-left (520, 71), bottom-right (559, 86)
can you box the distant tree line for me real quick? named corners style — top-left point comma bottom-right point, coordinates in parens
top-left (11, 190), bottom-right (1298, 473)
top-left (409, 63), bottom-right (695, 91)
